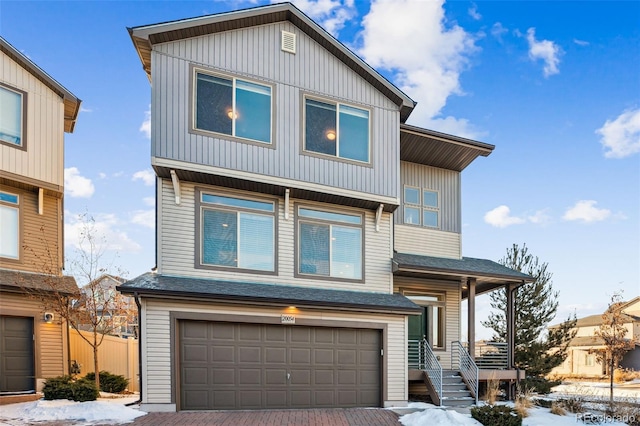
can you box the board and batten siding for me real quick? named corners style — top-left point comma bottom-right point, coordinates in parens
top-left (0, 50), bottom-right (65, 189)
top-left (0, 184), bottom-right (62, 273)
top-left (396, 161), bottom-right (461, 233)
top-left (0, 292), bottom-right (67, 381)
top-left (158, 178), bottom-right (393, 294)
top-left (393, 276), bottom-right (461, 369)
top-left (150, 21), bottom-right (400, 198)
top-left (141, 299), bottom-right (407, 405)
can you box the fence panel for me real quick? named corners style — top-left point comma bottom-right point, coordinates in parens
top-left (69, 329), bottom-right (139, 392)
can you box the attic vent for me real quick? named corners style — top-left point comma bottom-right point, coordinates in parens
top-left (281, 31), bottom-right (296, 54)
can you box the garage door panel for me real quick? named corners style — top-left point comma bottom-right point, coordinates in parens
top-left (179, 321), bottom-right (380, 410)
top-left (183, 321), bottom-right (208, 338)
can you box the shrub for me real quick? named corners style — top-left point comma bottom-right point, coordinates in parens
top-left (550, 401), bottom-right (566, 416)
top-left (85, 371), bottom-right (129, 393)
top-left (484, 375), bottom-right (501, 405)
top-left (518, 377), bottom-right (560, 394)
top-left (43, 375), bottom-right (98, 402)
top-left (470, 405), bottom-right (523, 426)
top-left (558, 396), bottom-right (584, 414)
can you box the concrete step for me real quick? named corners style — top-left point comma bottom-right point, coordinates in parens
top-left (442, 383), bottom-right (469, 391)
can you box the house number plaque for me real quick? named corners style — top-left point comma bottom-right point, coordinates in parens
top-left (281, 314), bottom-right (296, 324)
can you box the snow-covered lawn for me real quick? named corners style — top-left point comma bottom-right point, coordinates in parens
top-left (0, 394), bottom-right (145, 425)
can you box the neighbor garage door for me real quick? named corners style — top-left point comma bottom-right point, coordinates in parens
top-left (0, 316), bottom-right (35, 393)
top-left (179, 321), bottom-right (381, 410)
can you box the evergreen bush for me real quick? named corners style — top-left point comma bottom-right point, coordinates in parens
top-left (470, 405), bottom-right (523, 426)
top-left (85, 371), bottom-right (129, 393)
top-left (42, 375), bottom-right (98, 402)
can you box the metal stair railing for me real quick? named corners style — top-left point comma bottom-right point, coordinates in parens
top-left (408, 338), bottom-right (443, 405)
top-left (452, 340), bottom-right (479, 405)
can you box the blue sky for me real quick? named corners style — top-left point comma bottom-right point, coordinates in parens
top-left (1, 0), bottom-right (638, 339)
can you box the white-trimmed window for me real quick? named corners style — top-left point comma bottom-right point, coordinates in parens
top-left (297, 206), bottom-right (363, 280)
top-left (198, 192), bottom-right (275, 272)
top-left (403, 186), bottom-right (440, 228)
top-left (194, 71), bottom-right (272, 144)
top-left (304, 97), bottom-right (370, 163)
top-left (0, 84), bottom-right (25, 147)
top-left (0, 191), bottom-right (19, 259)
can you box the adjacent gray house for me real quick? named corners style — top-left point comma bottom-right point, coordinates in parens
top-left (119, 3), bottom-right (532, 412)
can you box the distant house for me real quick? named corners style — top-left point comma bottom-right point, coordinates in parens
top-left (76, 274), bottom-right (137, 338)
top-left (0, 36), bottom-right (81, 396)
top-left (119, 2), bottom-right (532, 412)
top-left (550, 297), bottom-right (640, 377)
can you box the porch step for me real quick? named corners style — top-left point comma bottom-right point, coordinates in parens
top-left (441, 370), bottom-right (474, 407)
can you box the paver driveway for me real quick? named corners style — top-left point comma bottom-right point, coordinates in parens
top-left (128, 408), bottom-right (401, 426)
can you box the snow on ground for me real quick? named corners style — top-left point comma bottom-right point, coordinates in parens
top-left (399, 405), bottom-right (632, 426)
top-left (551, 381), bottom-right (640, 400)
top-left (0, 395), bottom-right (145, 425)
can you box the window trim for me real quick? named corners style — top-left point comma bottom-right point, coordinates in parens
top-left (0, 82), bottom-right (27, 151)
top-left (294, 203), bottom-right (365, 283)
top-left (189, 65), bottom-right (276, 148)
top-left (195, 187), bottom-right (278, 275)
top-left (402, 185), bottom-right (441, 229)
top-left (402, 290), bottom-right (446, 351)
top-left (301, 93), bottom-right (373, 166)
top-left (0, 189), bottom-right (21, 261)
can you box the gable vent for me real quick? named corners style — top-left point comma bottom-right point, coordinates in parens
top-left (281, 30), bottom-right (296, 54)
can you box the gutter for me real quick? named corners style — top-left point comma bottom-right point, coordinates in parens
top-left (125, 292), bottom-right (143, 406)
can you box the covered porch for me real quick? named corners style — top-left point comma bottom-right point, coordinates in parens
top-left (392, 252), bottom-right (533, 406)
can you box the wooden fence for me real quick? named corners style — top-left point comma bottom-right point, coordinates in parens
top-left (69, 329), bottom-right (139, 392)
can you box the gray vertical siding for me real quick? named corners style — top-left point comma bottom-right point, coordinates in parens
top-left (395, 161), bottom-right (461, 233)
top-left (151, 21), bottom-right (400, 198)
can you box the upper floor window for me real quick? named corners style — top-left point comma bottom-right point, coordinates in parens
top-left (304, 97), bottom-right (370, 163)
top-left (198, 191), bottom-right (276, 272)
top-left (297, 206), bottom-right (363, 280)
top-left (194, 71), bottom-right (272, 144)
top-left (403, 186), bottom-right (440, 228)
top-left (0, 84), bottom-right (26, 148)
top-left (0, 191), bottom-right (19, 259)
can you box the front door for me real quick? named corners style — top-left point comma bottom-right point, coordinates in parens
top-left (0, 316), bottom-right (35, 394)
top-left (408, 306), bottom-right (427, 341)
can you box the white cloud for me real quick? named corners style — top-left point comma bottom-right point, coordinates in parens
top-left (525, 27), bottom-right (562, 77)
top-left (527, 209), bottom-right (552, 226)
top-left (490, 22), bottom-right (508, 42)
top-left (80, 106), bottom-right (93, 113)
top-left (563, 200), bottom-right (611, 223)
top-left (358, 0), bottom-right (478, 135)
top-left (65, 212), bottom-right (141, 253)
top-left (140, 106), bottom-right (151, 139)
top-left (64, 167), bottom-right (95, 198)
top-left (596, 107), bottom-right (640, 159)
top-left (573, 39), bottom-right (589, 47)
top-left (143, 196), bottom-right (155, 207)
top-left (98, 172), bottom-right (107, 179)
top-left (132, 169), bottom-right (155, 186)
top-left (288, 0), bottom-right (356, 36)
top-left (468, 3), bottom-right (481, 20)
top-left (131, 209), bottom-right (155, 229)
top-left (484, 205), bottom-right (526, 228)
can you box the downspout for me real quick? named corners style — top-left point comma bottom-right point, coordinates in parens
top-left (126, 292), bottom-right (143, 406)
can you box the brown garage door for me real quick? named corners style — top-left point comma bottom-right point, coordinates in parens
top-left (179, 321), bottom-right (381, 410)
top-left (0, 316), bottom-right (35, 394)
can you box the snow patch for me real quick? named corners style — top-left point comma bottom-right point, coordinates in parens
top-left (0, 399), bottom-right (145, 425)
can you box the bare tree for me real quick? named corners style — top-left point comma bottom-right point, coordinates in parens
top-left (22, 213), bottom-right (132, 392)
top-left (592, 292), bottom-right (634, 407)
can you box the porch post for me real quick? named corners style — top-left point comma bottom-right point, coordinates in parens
top-left (506, 283), bottom-right (516, 369)
top-left (467, 278), bottom-right (476, 360)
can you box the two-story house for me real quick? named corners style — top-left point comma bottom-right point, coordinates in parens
top-left (119, 3), bottom-right (532, 412)
top-left (0, 37), bottom-right (81, 399)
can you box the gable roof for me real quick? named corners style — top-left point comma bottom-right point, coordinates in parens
top-left (118, 273), bottom-right (422, 315)
top-left (0, 37), bottom-right (81, 133)
top-left (128, 2), bottom-right (416, 122)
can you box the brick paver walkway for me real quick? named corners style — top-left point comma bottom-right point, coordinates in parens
top-left (128, 408), bottom-right (400, 426)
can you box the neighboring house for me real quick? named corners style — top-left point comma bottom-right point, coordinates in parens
top-left (0, 37), bottom-right (81, 397)
top-left (119, 3), bottom-right (532, 412)
top-left (550, 297), bottom-right (640, 377)
top-left (77, 274), bottom-right (138, 338)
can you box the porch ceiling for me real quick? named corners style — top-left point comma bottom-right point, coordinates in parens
top-left (392, 252), bottom-right (533, 298)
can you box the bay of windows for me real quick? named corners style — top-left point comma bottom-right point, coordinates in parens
top-left (304, 97), bottom-right (370, 163)
top-left (195, 71), bottom-right (272, 144)
top-left (200, 193), bottom-right (275, 272)
top-left (0, 191), bottom-right (19, 259)
top-left (297, 207), bottom-right (363, 280)
top-left (404, 186), bottom-right (439, 228)
top-left (0, 85), bottom-right (24, 147)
